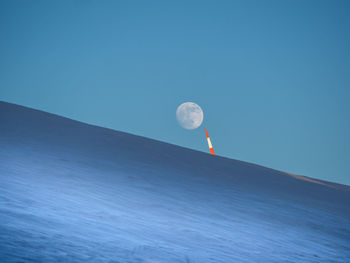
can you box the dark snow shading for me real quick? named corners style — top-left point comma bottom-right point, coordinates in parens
top-left (0, 101), bottom-right (349, 263)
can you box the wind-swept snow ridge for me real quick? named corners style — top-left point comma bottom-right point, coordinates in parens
top-left (0, 101), bottom-right (349, 263)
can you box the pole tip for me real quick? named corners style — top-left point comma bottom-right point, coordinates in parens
top-left (204, 127), bottom-right (209, 137)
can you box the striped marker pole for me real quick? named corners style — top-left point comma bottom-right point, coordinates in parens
top-left (204, 128), bottom-right (216, 155)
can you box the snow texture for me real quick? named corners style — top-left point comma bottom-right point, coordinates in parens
top-left (0, 101), bottom-right (349, 262)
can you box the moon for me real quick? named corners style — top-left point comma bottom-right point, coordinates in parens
top-left (176, 102), bottom-right (204, 130)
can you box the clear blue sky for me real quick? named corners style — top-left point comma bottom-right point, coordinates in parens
top-left (1, 1), bottom-right (349, 185)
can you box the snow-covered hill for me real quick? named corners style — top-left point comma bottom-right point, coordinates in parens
top-left (0, 101), bottom-right (349, 262)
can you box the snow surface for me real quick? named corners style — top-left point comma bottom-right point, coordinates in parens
top-left (0, 101), bottom-right (349, 263)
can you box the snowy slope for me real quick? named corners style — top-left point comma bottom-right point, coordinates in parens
top-left (0, 101), bottom-right (349, 263)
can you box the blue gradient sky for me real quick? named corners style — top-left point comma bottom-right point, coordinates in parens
top-left (1, 1), bottom-right (349, 185)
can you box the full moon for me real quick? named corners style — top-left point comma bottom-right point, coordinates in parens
top-left (176, 102), bottom-right (204, 130)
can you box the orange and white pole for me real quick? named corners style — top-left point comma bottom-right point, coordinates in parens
top-left (204, 128), bottom-right (216, 155)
